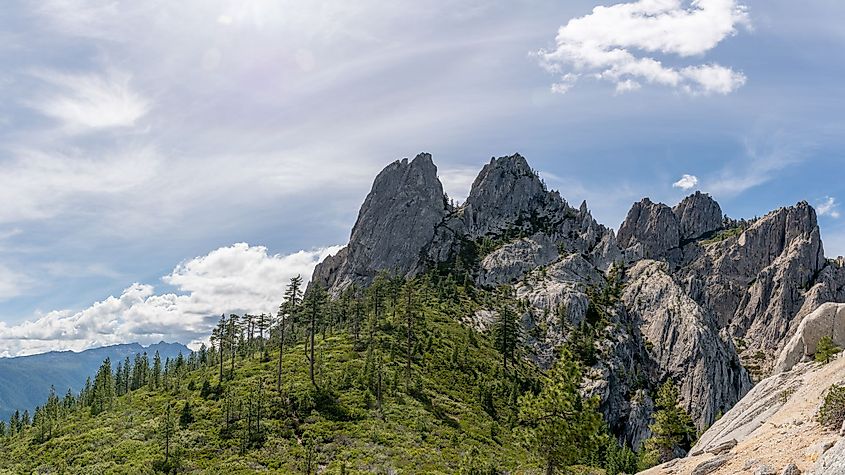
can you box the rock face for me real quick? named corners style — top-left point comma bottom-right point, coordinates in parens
top-left (623, 260), bottom-right (752, 431)
top-left (774, 303), bottom-right (845, 373)
top-left (640, 356), bottom-right (845, 475)
top-left (311, 152), bottom-right (845, 450)
top-left (311, 153), bottom-right (447, 291)
top-left (673, 191), bottom-right (723, 241)
top-left (618, 198), bottom-right (681, 261)
top-left (462, 155), bottom-right (550, 238)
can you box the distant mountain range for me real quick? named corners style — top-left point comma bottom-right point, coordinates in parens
top-left (0, 342), bottom-right (189, 420)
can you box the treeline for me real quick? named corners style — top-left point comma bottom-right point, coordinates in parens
top-left (0, 270), bottom-right (696, 474)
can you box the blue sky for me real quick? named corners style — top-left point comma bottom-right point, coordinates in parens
top-left (0, 0), bottom-right (843, 355)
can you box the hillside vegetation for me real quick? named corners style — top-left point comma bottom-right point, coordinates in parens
top-left (0, 274), bottom-right (655, 474)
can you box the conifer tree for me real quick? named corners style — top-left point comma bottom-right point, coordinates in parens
top-left (638, 380), bottom-right (696, 468)
top-left (492, 289), bottom-right (520, 372)
top-left (277, 274), bottom-right (302, 393)
top-left (518, 350), bottom-right (603, 475)
top-left (152, 351), bottom-right (163, 390)
top-left (303, 283), bottom-right (327, 389)
top-left (159, 402), bottom-right (178, 466)
top-left (90, 358), bottom-right (114, 416)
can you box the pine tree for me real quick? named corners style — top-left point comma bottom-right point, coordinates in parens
top-left (517, 349), bottom-right (604, 475)
top-left (492, 290), bottom-right (520, 372)
top-left (211, 314), bottom-right (227, 384)
top-left (152, 351), bottom-right (163, 390)
top-left (159, 402), bottom-right (178, 466)
top-left (179, 401), bottom-right (194, 428)
top-left (277, 275), bottom-right (302, 393)
top-left (90, 358), bottom-right (114, 416)
top-left (404, 283), bottom-right (417, 391)
top-left (638, 380), bottom-right (697, 468)
top-left (303, 284), bottom-right (327, 389)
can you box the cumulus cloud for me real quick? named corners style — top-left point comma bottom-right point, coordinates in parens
top-left (0, 243), bottom-right (342, 356)
top-left (537, 0), bottom-right (750, 95)
top-left (673, 174), bottom-right (699, 190)
top-left (29, 69), bottom-right (150, 131)
top-left (817, 197), bottom-right (841, 219)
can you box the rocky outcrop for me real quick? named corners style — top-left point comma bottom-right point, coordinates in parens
top-left (477, 233), bottom-right (558, 288)
top-left (623, 260), bottom-right (752, 431)
top-left (640, 356), bottom-right (845, 475)
top-left (669, 201), bottom-right (832, 374)
top-left (673, 191), bottom-right (723, 242)
top-left (462, 154), bottom-right (551, 238)
top-left (775, 303), bottom-right (845, 373)
top-left (618, 198), bottom-right (681, 262)
top-left (311, 151), bottom-right (845, 451)
top-left (311, 153), bottom-right (447, 292)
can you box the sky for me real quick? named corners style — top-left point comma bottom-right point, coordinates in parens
top-left (0, 0), bottom-right (843, 356)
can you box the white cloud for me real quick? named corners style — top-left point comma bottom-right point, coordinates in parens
top-left (537, 0), bottom-right (750, 95)
top-left (0, 243), bottom-right (342, 356)
top-left (439, 167), bottom-right (482, 205)
top-left (29, 69), bottom-right (150, 131)
top-left (673, 174), bottom-right (699, 190)
top-left (817, 197), bottom-right (841, 219)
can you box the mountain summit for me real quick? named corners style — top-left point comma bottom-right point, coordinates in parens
top-left (311, 152), bottom-right (845, 450)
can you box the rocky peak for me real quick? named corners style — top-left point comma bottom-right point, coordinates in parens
top-left (311, 152), bottom-right (447, 292)
top-left (462, 154), bottom-right (554, 238)
top-left (674, 191), bottom-right (724, 241)
top-left (617, 197), bottom-right (681, 260)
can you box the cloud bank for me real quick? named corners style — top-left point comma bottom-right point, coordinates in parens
top-left (538, 0), bottom-right (750, 95)
top-left (0, 243), bottom-right (341, 357)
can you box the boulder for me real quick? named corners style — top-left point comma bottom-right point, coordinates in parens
top-left (774, 303), bottom-right (845, 373)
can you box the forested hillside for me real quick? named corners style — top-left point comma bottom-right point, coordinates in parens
top-left (0, 273), bottom-right (670, 474)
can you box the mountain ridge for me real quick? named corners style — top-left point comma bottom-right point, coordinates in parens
top-left (311, 152), bottom-right (845, 450)
top-left (0, 341), bottom-right (189, 421)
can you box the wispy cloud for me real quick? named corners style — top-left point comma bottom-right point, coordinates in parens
top-left (0, 265), bottom-right (32, 302)
top-left (817, 196), bottom-right (841, 219)
top-left (0, 146), bottom-right (159, 223)
top-left (28, 69), bottom-right (150, 132)
top-left (537, 0), bottom-right (750, 95)
top-left (705, 133), bottom-right (807, 197)
top-left (673, 174), bottom-right (699, 190)
top-left (0, 243), bottom-right (342, 356)
top-left (439, 166), bottom-right (481, 205)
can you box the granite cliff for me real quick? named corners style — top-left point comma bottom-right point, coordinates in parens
top-left (311, 152), bottom-right (845, 451)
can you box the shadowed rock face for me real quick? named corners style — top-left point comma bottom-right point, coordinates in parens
top-left (310, 152), bottom-right (845, 449)
top-left (618, 198), bottom-right (681, 261)
top-left (463, 154), bottom-right (556, 238)
top-left (673, 191), bottom-right (723, 241)
top-left (311, 152), bottom-right (447, 291)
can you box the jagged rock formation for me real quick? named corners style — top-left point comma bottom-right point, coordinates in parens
top-left (618, 198), bottom-right (681, 262)
top-left (311, 153), bottom-right (447, 291)
top-left (674, 191), bottom-right (724, 242)
top-left (311, 152), bottom-right (845, 450)
top-left (623, 260), bottom-right (752, 432)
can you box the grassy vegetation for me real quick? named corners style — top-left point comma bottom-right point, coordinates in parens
top-left (0, 274), bottom-right (643, 474)
top-left (700, 226), bottom-right (744, 246)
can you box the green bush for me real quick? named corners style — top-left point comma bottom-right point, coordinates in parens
top-left (815, 336), bottom-right (842, 364)
top-left (818, 384), bottom-right (845, 430)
